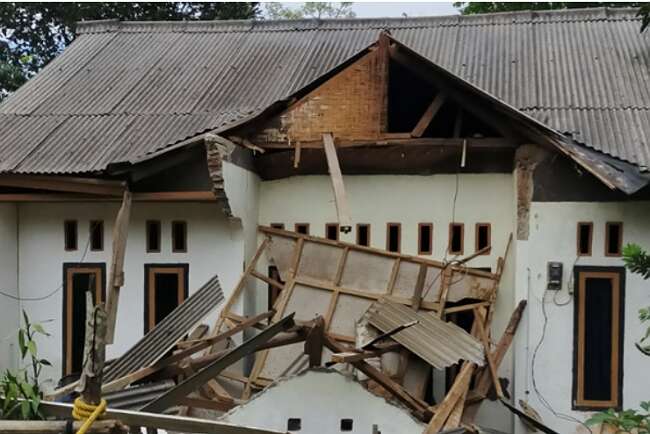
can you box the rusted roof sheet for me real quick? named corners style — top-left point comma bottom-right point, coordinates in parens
top-left (367, 299), bottom-right (484, 369)
top-left (0, 8), bottom-right (648, 173)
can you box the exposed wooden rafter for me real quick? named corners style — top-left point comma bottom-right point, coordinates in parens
top-left (411, 92), bottom-right (447, 138)
top-left (0, 174), bottom-right (125, 196)
top-left (322, 133), bottom-right (353, 233)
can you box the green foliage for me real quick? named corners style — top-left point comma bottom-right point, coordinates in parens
top-left (265, 2), bottom-right (355, 20)
top-left (0, 2), bottom-right (260, 101)
top-left (587, 401), bottom-right (650, 433)
top-left (0, 310), bottom-right (50, 421)
top-left (454, 2), bottom-right (645, 15)
top-left (624, 243), bottom-right (650, 279)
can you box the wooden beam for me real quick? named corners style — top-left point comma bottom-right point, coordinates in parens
top-left (0, 420), bottom-right (127, 433)
top-left (105, 190), bottom-right (132, 344)
top-left (257, 137), bottom-right (515, 150)
top-left (0, 191), bottom-right (216, 202)
top-left (77, 293), bottom-right (107, 404)
top-left (0, 174), bottom-right (125, 196)
top-left (141, 314), bottom-right (295, 413)
top-left (411, 93), bottom-right (447, 138)
top-left (304, 316), bottom-right (325, 367)
top-left (330, 342), bottom-right (401, 363)
top-left (411, 263), bottom-right (428, 310)
top-left (473, 308), bottom-right (504, 399)
top-left (322, 133), bottom-right (352, 232)
top-left (425, 362), bottom-right (475, 433)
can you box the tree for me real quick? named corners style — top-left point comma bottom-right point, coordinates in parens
top-left (454, 2), bottom-right (649, 32)
top-left (265, 2), bottom-right (355, 20)
top-left (0, 3), bottom-right (259, 100)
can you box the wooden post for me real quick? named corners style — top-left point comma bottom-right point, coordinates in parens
top-left (473, 307), bottom-right (504, 399)
top-left (323, 133), bottom-right (352, 233)
top-left (77, 292), bottom-right (107, 405)
top-left (105, 190), bottom-right (132, 344)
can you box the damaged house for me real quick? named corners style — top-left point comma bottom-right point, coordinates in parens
top-left (0, 7), bottom-right (649, 434)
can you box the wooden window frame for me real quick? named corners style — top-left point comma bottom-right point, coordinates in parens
top-left (356, 223), bottom-right (371, 247)
top-left (146, 220), bottom-right (162, 253)
top-left (171, 220), bottom-right (188, 253)
top-left (89, 220), bottom-right (104, 252)
top-left (325, 223), bottom-right (340, 241)
top-left (572, 266), bottom-right (625, 411)
top-left (270, 223), bottom-right (285, 230)
top-left (418, 223), bottom-right (433, 255)
top-left (576, 222), bottom-right (593, 257)
top-left (448, 223), bottom-right (464, 255)
top-left (62, 263), bottom-right (106, 376)
top-left (475, 223), bottom-right (491, 254)
top-left (64, 220), bottom-right (78, 251)
top-left (386, 222), bottom-right (401, 253)
top-left (294, 223), bottom-right (310, 235)
top-left (143, 264), bottom-right (189, 333)
top-left (605, 222), bottom-right (623, 257)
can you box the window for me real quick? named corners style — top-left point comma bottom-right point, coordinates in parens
top-left (146, 220), bottom-right (161, 253)
top-left (577, 222), bottom-right (593, 256)
top-left (573, 267), bottom-right (624, 410)
top-left (287, 418), bottom-right (301, 431)
top-left (270, 223), bottom-right (285, 230)
top-left (475, 223), bottom-right (491, 253)
top-left (326, 223), bottom-right (339, 241)
top-left (89, 220), bottom-right (103, 251)
top-left (144, 265), bottom-right (188, 333)
top-left (418, 223), bottom-right (433, 255)
top-left (172, 221), bottom-right (187, 253)
top-left (605, 222), bottom-right (623, 256)
top-left (340, 419), bottom-right (353, 431)
top-left (64, 220), bottom-right (78, 251)
top-left (295, 223), bottom-right (310, 235)
top-left (448, 223), bottom-right (464, 255)
top-left (357, 224), bottom-right (370, 247)
top-left (386, 223), bottom-right (401, 253)
top-left (63, 263), bottom-right (105, 376)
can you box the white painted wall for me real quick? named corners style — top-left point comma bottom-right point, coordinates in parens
top-left (513, 201), bottom-right (650, 434)
top-left (257, 173), bottom-right (517, 432)
top-left (12, 201), bottom-right (244, 389)
top-left (0, 203), bottom-right (19, 372)
top-left (221, 369), bottom-right (426, 433)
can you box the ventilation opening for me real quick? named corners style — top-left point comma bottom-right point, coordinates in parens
top-left (340, 419), bottom-right (353, 431)
top-left (418, 223), bottom-right (433, 255)
top-left (89, 220), bottom-right (103, 251)
top-left (449, 223), bottom-right (464, 255)
top-left (146, 220), bottom-right (161, 252)
top-left (577, 222), bottom-right (593, 256)
top-left (171, 221), bottom-right (187, 252)
top-left (357, 224), bottom-right (370, 247)
top-left (326, 223), bottom-right (339, 241)
top-left (64, 220), bottom-right (78, 251)
top-left (476, 223), bottom-right (490, 253)
top-left (287, 418), bottom-right (301, 431)
top-left (606, 222), bottom-right (623, 256)
top-left (386, 223), bottom-right (401, 252)
top-left (295, 223), bottom-right (309, 235)
top-left (270, 223), bottom-right (285, 230)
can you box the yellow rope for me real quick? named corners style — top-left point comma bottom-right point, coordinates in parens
top-left (72, 397), bottom-right (107, 434)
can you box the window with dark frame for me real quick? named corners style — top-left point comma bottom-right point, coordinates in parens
top-left (386, 223), bottom-right (401, 253)
top-left (449, 223), bottom-right (464, 255)
top-left (146, 220), bottom-right (161, 252)
top-left (475, 223), bottom-right (491, 253)
top-left (356, 223), bottom-right (370, 247)
top-left (270, 223), bottom-right (285, 230)
top-left (326, 223), bottom-right (340, 241)
top-left (295, 223), bottom-right (310, 235)
top-left (577, 222), bottom-right (593, 256)
top-left (340, 419), bottom-right (353, 431)
top-left (605, 222), bottom-right (623, 256)
top-left (418, 223), bottom-right (433, 255)
top-left (64, 220), bottom-right (78, 251)
top-left (89, 220), bottom-right (104, 251)
top-left (573, 267), bottom-right (624, 410)
top-left (172, 221), bottom-right (187, 253)
top-left (287, 418), bottom-right (301, 431)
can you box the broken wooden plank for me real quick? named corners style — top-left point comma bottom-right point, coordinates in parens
top-left (473, 308), bottom-right (504, 399)
top-left (411, 263), bottom-right (428, 310)
top-left (142, 314), bottom-right (295, 413)
top-left (304, 316), bottom-right (325, 367)
top-left (77, 293), bottom-right (107, 405)
top-left (411, 92), bottom-right (447, 138)
top-left (330, 342), bottom-right (400, 364)
top-left (322, 133), bottom-right (352, 232)
top-left (425, 362), bottom-right (475, 433)
top-left (106, 190), bottom-right (132, 344)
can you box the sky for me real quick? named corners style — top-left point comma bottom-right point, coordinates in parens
top-left (350, 2), bottom-right (459, 18)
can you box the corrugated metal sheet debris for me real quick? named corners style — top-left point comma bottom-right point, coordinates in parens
top-left (104, 380), bottom-right (174, 410)
top-left (0, 7), bottom-right (648, 173)
top-left (367, 299), bottom-right (485, 370)
top-left (103, 274), bottom-right (224, 383)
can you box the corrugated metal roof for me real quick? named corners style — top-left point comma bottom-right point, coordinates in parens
top-left (0, 7), bottom-right (648, 173)
top-left (367, 299), bottom-right (485, 370)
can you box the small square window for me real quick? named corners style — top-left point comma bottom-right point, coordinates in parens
top-left (357, 224), bottom-right (370, 247)
top-left (146, 220), bottom-right (161, 253)
top-left (172, 221), bottom-right (187, 253)
top-left (418, 223), bottom-right (433, 255)
top-left (605, 222), bottom-right (623, 256)
top-left (449, 223), bottom-right (464, 255)
top-left (64, 220), bottom-right (78, 251)
top-left (326, 223), bottom-right (339, 241)
top-left (287, 418), bottom-right (301, 431)
top-left (386, 223), bottom-right (401, 253)
top-left (295, 223), bottom-right (310, 235)
top-left (577, 222), bottom-right (593, 256)
top-left (89, 220), bottom-right (104, 251)
top-left (270, 223), bottom-right (285, 230)
top-left (475, 223), bottom-right (491, 253)
top-left (340, 419), bottom-right (353, 431)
